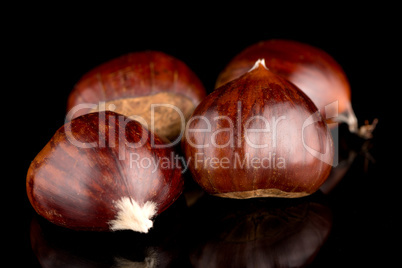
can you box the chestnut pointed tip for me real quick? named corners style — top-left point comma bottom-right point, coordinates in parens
top-left (248, 58), bottom-right (268, 72)
top-left (108, 197), bottom-right (157, 233)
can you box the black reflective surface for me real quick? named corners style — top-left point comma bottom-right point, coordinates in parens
top-left (12, 11), bottom-right (398, 267)
top-left (30, 192), bottom-right (333, 267)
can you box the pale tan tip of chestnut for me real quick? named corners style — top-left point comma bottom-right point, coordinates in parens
top-left (248, 58), bottom-right (269, 72)
top-left (214, 188), bottom-right (310, 199)
top-left (109, 197), bottom-right (157, 233)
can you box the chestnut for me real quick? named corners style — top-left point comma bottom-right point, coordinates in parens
top-left (26, 111), bottom-right (184, 232)
top-left (216, 39), bottom-right (375, 138)
top-left (182, 59), bottom-right (334, 199)
top-left (67, 50), bottom-right (206, 142)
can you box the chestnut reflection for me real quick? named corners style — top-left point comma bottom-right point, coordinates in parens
top-left (29, 196), bottom-right (191, 268)
top-left (320, 124), bottom-right (376, 194)
top-left (187, 196), bottom-right (332, 268)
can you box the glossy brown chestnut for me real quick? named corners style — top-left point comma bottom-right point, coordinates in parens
top-left (27, 111), bottom-right (184, 232)
top-left (67, 51), bottom-right (206, 141)
top-left (216, 39), bottom-right (368, 136)
top-left (182, 60), bottom-right (334, 199)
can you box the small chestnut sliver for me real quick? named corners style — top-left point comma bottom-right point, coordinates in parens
top-left (27, 111), bottom-right (184, 232)
top-left (182, 59), bottom-right (334, 199)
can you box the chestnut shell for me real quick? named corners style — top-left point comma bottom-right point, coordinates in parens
top-left (183, 61), bottom-right (334, 198)
top-left (67, 50), bottom-right (206, 141)
top-left (27, 111), bottom-right (184, 232)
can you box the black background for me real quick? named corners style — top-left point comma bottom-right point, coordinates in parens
top-left (8, 6), bottom-right (399, 267)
